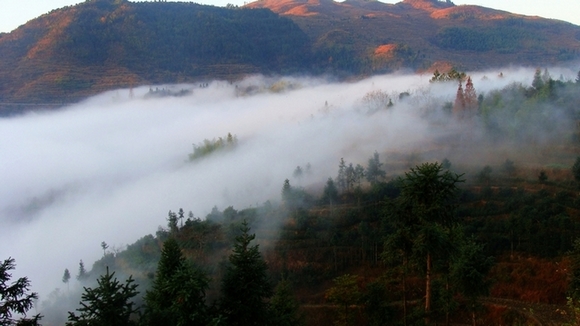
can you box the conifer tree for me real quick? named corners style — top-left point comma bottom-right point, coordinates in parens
top-left (77, 260), bottom-right (88, 282)
top-left (270, 279), bottom-right (303, 326)
top-left (63, 268), bottom-right (71, 291)
top-left (397, 162), bottom-right (464, 324)
top-left (0, 257), bottom-right (41, 326)
top-left (322, 178), bottom-right (339, 207)
top-left (143, 237), bottom-right (209, 326)
top-left (220, 220), bottom-right (272, 326)
top-left (452, 81), bottom-right (465, 117)
top-left (366, 151), bottom-right (386, 186)
top-left (67, 267), bottom-right (138, 326)
top-left (463, 76), bottom-right (477, 111)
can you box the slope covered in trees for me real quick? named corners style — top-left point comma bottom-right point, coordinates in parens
top-left (9, 68), bottom-right (580, 325)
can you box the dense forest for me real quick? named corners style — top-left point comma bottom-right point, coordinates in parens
top-left (5, 68), bottom-right (580, 325)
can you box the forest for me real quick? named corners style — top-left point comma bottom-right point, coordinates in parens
top-left (5, 68), bottom-right (580, 326)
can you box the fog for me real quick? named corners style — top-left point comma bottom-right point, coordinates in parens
top-left (0, 67), bottom-right (577, 316)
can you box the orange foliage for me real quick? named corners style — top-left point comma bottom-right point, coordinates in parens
top-left (26, 14), bottom-right (74, 59)
top-left (490, 256), bottom-right (569, 304)
top-left (373, 44), bottom-right (397, 58)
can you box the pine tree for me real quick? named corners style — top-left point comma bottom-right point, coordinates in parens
top-left (143, 237), bottom-right (209, 326)
top-left (322, 178), bottom-right (339, 207)
top-left (366, 151), bottom-right (386, 186)
top-left (0, 257), bottom-right (41, 326)
top-left (220, 220), bottom-right (272, 326)
top-left (325, 274), bottom-right (360, 326)
top-left (270, 280), bottom-right (303, 326)
top-left (463, 76), bottom-right (477, 112)
top-left (398, 162), bottom-right (464, 324)
top-left (451, 238), bottom-right (494, 326)
top-left (452, 80), bottom-right (465, 117)
top-left (67, 267), bottom-right (138, 326)
top-left (77, 260), bottom-right (88, 282)
top-left (63, 268), bottom-right (71, 290)
top-left (337, 158), bottom-right (347, 192)
top-left (532, 68), bottom-right (544, 90)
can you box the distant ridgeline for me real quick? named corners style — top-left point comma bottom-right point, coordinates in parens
top-left (188, 133), bottom-right (238, 161)
top-left (1, 0), bottom-right (580, 105)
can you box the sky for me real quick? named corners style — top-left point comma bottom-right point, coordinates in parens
top-left (1, 0), bottom-right (580, 34)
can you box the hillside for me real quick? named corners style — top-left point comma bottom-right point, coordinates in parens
top-left (1, 0), bottom-right (580, 108)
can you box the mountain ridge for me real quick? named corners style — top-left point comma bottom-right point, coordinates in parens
top-left (0, 0), bottom-right (579, 108)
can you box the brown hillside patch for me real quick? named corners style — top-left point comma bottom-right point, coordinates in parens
top-left (245, 0), bottom-right (308, 13)
top-left (26, 14), bottom-right (73, 59)
top-left (402, 0), bottom-right (451, 13)
top-left (421, 60), bottom-right (454, 74)
top-left (373, 44), bottom-right (397, 58)
top-left (285, 5), bottom-right (318, 16)
top-left (431, 5), bottom-right (511, 20)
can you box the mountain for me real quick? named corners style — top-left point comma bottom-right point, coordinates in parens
top-left (0, 0), bottom-right (579, 107)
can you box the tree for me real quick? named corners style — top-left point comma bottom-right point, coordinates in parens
top-left (452, 80), bottom-right (465, 117)
top-left (67, 267), bottom-right (139, 326)
top-left (63, 268), bottom-right (71, 290)
top-left (220, 220), bottom-right (272, 326)
top-left (354, 164), bottom-right (365, 188)
top-left (325, 274), bottom-right (360, 326)
top-left (366, 151), bottom-right (386, 186)
top-left (77, 260), bottom-right (88, 282)
top-left (292, 166), bottom-right (303, 181)
top-left (270, 279), bottom-right (303, 326)
top-left (397, 162), bottom-right (464, 324)
top-left (143, 237), bottom-right (209, 326)
top-left (101, 242), bottom-right (109, 257)
top-left (464, 76), bottom-right (477, 112)
top-left (0, 257), bottom-right (41, 326)
top-left (451, 238), bottom-right (494, 326)
top-left (167, 210), bottom-right (178, 234)
top-left (322, 178), bottom-right (339, 207)
top-left (532, 68), bottom-right (544, 90)
top-left (337, 158), bottom-right (347, 192)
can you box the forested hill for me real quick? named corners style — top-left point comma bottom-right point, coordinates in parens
top-left (0, 0), bottom-right (310, 104)
top-left (1, 0), bottom-right (580, 106)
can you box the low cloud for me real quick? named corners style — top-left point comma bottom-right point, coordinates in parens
top-left (0, 67), bottom-right (577, 308)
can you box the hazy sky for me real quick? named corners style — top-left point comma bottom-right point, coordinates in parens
top-left (1, 0), bottom-right (580, 33)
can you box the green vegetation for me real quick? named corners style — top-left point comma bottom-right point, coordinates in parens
top-left (67, 268), bottom-right (139, 326)
top-left (14, 68), bottom-right (580, 325)
top-left (188, 133), bottom-right (238, 161)
top-left (0, 258), bottom-right (41, 326)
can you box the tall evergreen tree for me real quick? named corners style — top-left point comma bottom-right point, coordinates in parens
top-left (450, 238), bottom-right (494, 326)
top-left (220, 220), bottom-right (272, 326)
top-left (76, 260), bottom-right (88, 282)
top-left (0, 257), bottom-right (41, 326)
top-left (366, 151), bottom-right (386, 186)
top-left (270, 279), bottom-right (303, 326)
top-left (452, 81), bottom-right (465, 117)
top-left (397, 162), bottom-right (464, 324)
top-left (67, 267), bottom-right (138, 326)
top-left (337, 158), bottom-right (347, 192)
top-left (143, 237), bottom-right (209, 326)
top-left (63, 268), bottom-right (71, 291)
top-left (464, 76), bottom-right (477, 111)
top-left (322, 178), bottom-right (339, 207)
